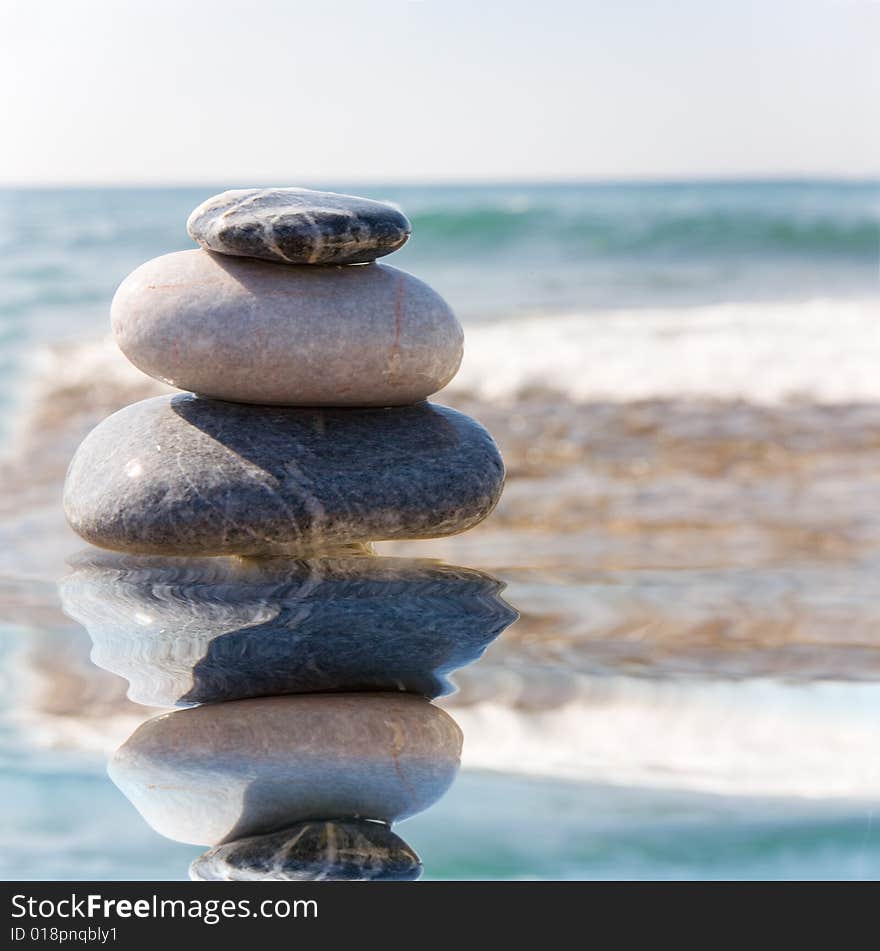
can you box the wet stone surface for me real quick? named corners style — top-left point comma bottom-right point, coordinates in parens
top-left (60, 550), bottom-right (517, 704)
top-left (187, 187), bottom-right (411, 265)
top-left (109, 693), bottom-right (463, 844)
top-left (190, 820), bottom-right (422, 882)
top-left (111, 252), bottom-right (461, 406)
top-left (63, 395), bottom-right (505, 556)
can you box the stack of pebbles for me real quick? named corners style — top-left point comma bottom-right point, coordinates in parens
top-left (63, 187), bottom-right (505, 558)
top-left (60, 188), bottom-right (511, 881)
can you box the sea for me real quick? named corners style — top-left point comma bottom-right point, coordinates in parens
top-left (1, 180), bottom-right (880, 880)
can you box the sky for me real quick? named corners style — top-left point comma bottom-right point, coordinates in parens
top-left (0, 0), bottom-right (878, 185)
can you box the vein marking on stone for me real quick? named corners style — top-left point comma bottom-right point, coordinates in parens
top-left (281, 457), bottom-right (326, 542)
top-left (278, 822), bottom-right (311, 873)
top-left (261, 215), bottom-right (294, 263)
top-left (384, 274), bottom-right (405, 385)
top-left (302, 211), bottom-right (323, 264)
top-left (386, 716), bottom-right (419, 807)
top-left (321, 822), bottom-right (338, 882)
top-left (171, 442), bottom-right (268, 549)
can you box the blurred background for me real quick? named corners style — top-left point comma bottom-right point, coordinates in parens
top-left (1, 0), bottom-right (880, 880)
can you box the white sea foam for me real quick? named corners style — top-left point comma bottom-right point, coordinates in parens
top-left (448, 676), bottom-right (880, 801)
top-left (446, 297), bottom-right (880, 404)
top-left (8, 297), bottom-right (880, 438)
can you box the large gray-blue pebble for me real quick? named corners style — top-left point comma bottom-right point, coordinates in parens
top-left (63, 395), bottom-right (505, 557)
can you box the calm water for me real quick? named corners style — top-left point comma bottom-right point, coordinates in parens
top-left (2, 180), bottom-right (878, 345)
top-left (2, 182), bottom-right (880, 880)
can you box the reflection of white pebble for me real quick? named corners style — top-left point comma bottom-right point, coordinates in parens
top-left (110, 693), bottom-right (462, 845)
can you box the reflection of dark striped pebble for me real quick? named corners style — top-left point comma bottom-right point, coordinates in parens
top-left (190, 820), bottom-right (421, 882)
top-left (187, 187), bottom-right (411, 265)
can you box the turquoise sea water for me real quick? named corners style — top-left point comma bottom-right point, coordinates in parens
top-left (0, 180), bottom-right (877, 410)
top-left (2, 181), bottom-right (880, 880)
top-left (1, 180), bottom-right (877, 430)
top-left (2, 181), bottom-right (878, 329)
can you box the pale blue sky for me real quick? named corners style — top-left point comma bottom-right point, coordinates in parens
top-left (1, 0), bottom-right (877, 184)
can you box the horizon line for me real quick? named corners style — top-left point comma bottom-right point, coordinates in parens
top-left (1, 174), bottom-right (879, 190)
